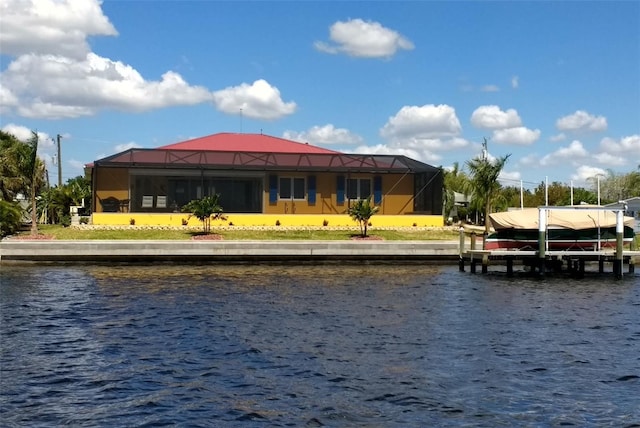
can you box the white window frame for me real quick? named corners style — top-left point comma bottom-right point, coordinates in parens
top-left (279, 177), bottom-right (306, 201)
top-left (347, 178), bottom-right (371, 201)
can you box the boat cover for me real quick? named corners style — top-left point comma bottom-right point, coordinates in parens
top-left (489, 207), bottom-right (635, 231)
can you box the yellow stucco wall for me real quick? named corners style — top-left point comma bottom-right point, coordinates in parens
top-left (93, 167), bottom-right (439, 219)
top-left (263, 173), bottom-right (417, 215)
top-left (91, 213), bottom-right (444, 228)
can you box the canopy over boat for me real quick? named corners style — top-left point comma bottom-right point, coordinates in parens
top-left (489, 207), bottom-right (635, 231)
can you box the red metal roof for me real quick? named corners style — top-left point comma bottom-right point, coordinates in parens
top-left (159, 133), bottom-right (339, 154)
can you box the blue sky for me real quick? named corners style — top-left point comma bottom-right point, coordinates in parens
top-left (1, 0), bottom-right (639, 192)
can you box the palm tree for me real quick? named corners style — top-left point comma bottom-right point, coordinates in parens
top-left (0, 200), bottom-right (23, 238)
top-left (0, 131), bottom-right (26, 201)
top-left (24, 132), bottom-right (41, 235)
top-left (443, 161), bottom-right (469, 223)
top-left (0, 130), bottom-right (46, 233)
top-left (182, 195), bottom-right (224, 234)
top-left (347, 197), bottom-right (379, 238)
top-left (465, 145), bottom-right (510, 234)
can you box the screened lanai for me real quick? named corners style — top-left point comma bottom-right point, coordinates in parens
top-left (89, 133), bottom-right (443, 217)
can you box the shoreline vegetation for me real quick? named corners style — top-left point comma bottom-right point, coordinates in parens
top-left (5, 224), bottom-right (461, 241)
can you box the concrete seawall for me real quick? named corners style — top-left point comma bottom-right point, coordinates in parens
top-left (0, 240), bottom-right (460, 263)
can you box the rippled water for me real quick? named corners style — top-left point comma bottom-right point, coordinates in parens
top-left (1, 264), bottom-right (639, 427)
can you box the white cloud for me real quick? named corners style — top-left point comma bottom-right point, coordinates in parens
top-left (571, 165), bottom-right (607, 183)
top-left (0, 0), bottom-right (218, 119)
top-left (315, 18), bottom-right (414, 58)
top-left (511, 76), bottom-right (519, 89)
top-left (2, 53), bottom-right (213, 119)
top-left (499, 170), bottom-right (522, 181)
top-left (470, 105), bottom-right (522, 130)
top-left (350, 143), bottom-right (441, 164)
top-left (518, 153), bottom-right (539, 167)
top-left (600, 134), bottom-right (640, 157)
top-left (380, 104), bottom-right (462, 142)
top-left (283, 124), bottom-right (363, 145)
top-left (491, 126), bottom-right (541, 145)
top-left (549, 133), bottom-right (566, 142)
top-left (593, 152), bottom-right (627, 167)
top-left (0, 0), bottom-right (117, 60)
top-left (1, 123), bottom-right (54, 149)
top-left (556, 110), bottom-right (608, 133)
top-left (480, 84), bottom-right (499, 92)
top-left (540, 140), bottom-right (588, 166)
top-left (115, 142), bottom-right (143, 152)
top-left (212, 79), bottom-right (296, 120)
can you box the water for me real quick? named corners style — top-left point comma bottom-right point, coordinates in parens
top-left (1, 264), bottom-right (639, 427)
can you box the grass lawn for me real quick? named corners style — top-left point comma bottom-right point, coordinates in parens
top-left (19, 225), bottom-right (460, 241)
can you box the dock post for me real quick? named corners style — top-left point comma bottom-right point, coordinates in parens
top-left (482, 254), bottom-right (488, 274)
top-left (459, 227), bottom-right (465, 272)
top-left (506, 257), bottom-right (514, 277)
top-left (538, 208), bottom-right (547, 276)
top-left (470, 232), bottom-right (477, 250)
top-left (598, 258), bottom-right (604, 273)
top-left (470, 255), bottom-right (477, 273)
top-left (631, 237), bottom-right (636, 274)
top-left (614, 210), bottom-right (624, 279)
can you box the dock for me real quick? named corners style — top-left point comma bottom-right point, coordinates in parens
top-left (458, 204), bottom-right (638, 279)
top-left (460, 248), bottom-right (639, 279)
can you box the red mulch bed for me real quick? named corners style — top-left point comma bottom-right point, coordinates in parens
top-left (191, 234), bottom-right (224, 240)
top-left (9, 234), bottom-right (55, 240)
top-left (349, 234), bottom-right (384, 240)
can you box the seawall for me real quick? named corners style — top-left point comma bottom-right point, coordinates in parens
top-left (0, 240), bottom-right (460, 264)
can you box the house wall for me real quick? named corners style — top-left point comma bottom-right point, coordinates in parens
top-left (92, 167), bottom-right (442, 222)
top-left (263, 172), bottom-right (418, 215)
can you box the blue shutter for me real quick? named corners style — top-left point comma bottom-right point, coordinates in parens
top-left (373, 176), bottom-right (382, 205)
top-left (336, 175), bottom-right (345, 205)
top-left (269, 175), bottom-right (278, 204)
top-left (308, 176), bottom-right (316, 205)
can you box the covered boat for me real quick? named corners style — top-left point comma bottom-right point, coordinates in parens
top-left (486, 207), bottom-right (635, 250)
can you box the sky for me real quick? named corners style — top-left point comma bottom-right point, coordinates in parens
top-left (1, 0), bottom-right (639, 192)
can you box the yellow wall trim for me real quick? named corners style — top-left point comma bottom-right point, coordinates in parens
top-left (92, 213), bottom-right (444, 228)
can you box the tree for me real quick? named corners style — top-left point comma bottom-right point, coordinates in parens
top-left (0, 131), bottom-right (27, 201)
top-left (25, 133), bottom-right (44, 234)
top-left (347, 197), bottom-right (379, 238)
top-left (0, 130), bottom-right (46, 234)
top-left (182, 195), bottom-right (224, 234)
top-left (0, 200), bottom-right (22, 238)
top-left (443, 161), bottom-right (469, 223)
top-left (465, 144), bottom-right (510, 234)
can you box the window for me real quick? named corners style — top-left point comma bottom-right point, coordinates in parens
top-left (347, 178), bottom-right (371, 200)
top-left (279, 177), bottom-right (305, 200)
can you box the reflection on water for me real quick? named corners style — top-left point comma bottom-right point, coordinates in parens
top-left (1, 264), bottom-right (639, 427)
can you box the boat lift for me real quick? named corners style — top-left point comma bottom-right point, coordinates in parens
top-left (460, 204), bottom-right (638, 279)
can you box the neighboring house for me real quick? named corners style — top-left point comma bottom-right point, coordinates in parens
top-left (87, 133), bottom-right (443, 224)
top-left (448, 191), bottom-right (470, 222)
top-left (606, 196), bottom-right (640, 233)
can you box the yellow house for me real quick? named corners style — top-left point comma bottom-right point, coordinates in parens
top-left (88, 133), bottom-right (444, 227)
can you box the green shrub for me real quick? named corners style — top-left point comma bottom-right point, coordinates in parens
top-left (60, 214), bottom-right (71, 227)
top-left (0, 200), bottom-right (23, 237)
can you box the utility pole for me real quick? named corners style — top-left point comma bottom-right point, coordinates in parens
top-left (56, 134), bottom-right (62, 187)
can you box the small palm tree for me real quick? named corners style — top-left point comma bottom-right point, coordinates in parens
top-left (347, 197), bottom-right (379, 238)
top-left (465, 144), bottom-right (510, 234)
top-left (182, 195), bottom-right (224, 234)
